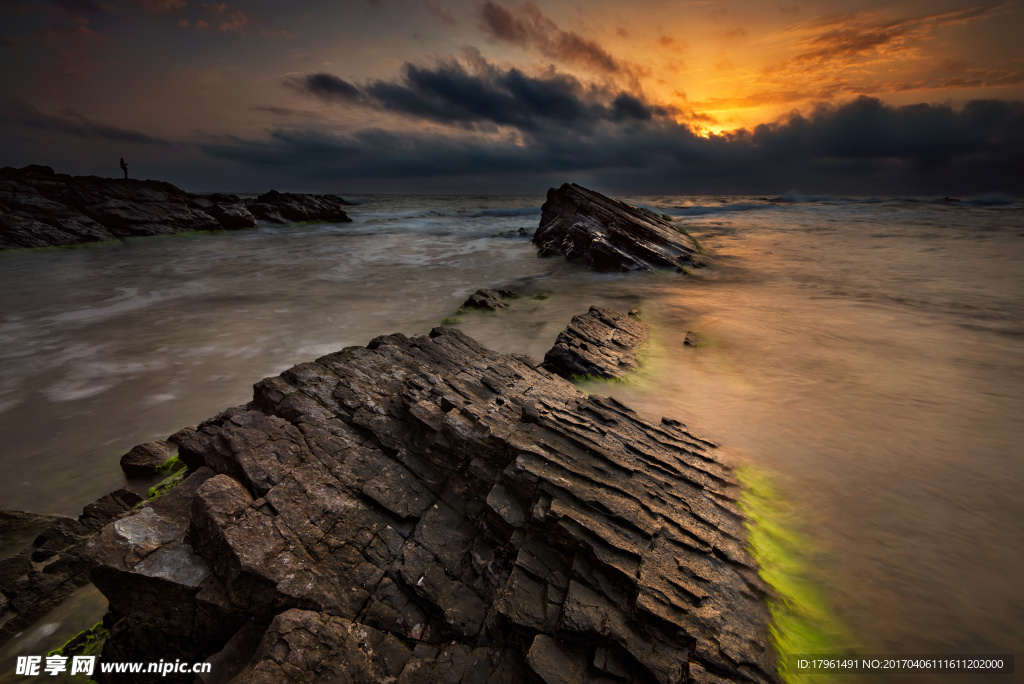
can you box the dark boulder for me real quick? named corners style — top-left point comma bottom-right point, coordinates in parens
top-left (85, 326), bottom-right (776, 683)
top-left (119, 440), bottom-right (178, 477)
top-left (543, 306), bottom-right (649, 380)
top-left (243, 190), bottom-right (352, 224)
top-left (533, 183), bottom-right (704, 272)
top-left (462, 288), bottom-right (516, 310)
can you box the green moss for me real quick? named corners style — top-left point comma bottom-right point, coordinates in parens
top-left (532, 292), bottom-right (551, 300)
top-left (441, 316), bottom-right (461, 326)
top-left (737, 466), bottom-right (856, 682)
top-left (154, 454), bottom-right (184, 474)
top-left (48, 621), bottom-right (109, 659)
top-left (147, 463), bottom-right (187, 500)
top-left (569, 373), bottom-right (626, 384)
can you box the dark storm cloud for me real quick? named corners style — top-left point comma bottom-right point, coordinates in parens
top-left (287, 57), bottom-right (669, 130)
top-left (478, 0), bottom-right (624, 75)
top-left (287, 73), bottom-right (361, 101)
top-left (742, 96), bottom-right (1024, 167)
top-left (200, 95), bottom-right (1024, 194)
top-left (0, 99), bottom-right (171, 144)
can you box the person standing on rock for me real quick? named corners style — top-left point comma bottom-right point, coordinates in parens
top-left (119, 157), bottom-right (128, 180)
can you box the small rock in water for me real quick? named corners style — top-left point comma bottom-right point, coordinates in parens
top-left (119, 440), bottom-right (178, 477)
top-left (684, 330), bottom-right (702, 347)
top-left (462, 288), bottom-right (516, 310)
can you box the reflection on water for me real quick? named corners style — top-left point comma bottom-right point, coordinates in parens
top-left (0, 194), bottom-right (1021, 679)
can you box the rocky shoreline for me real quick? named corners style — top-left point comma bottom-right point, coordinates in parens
top-left (0, 165), bottom-right (352, 250)
top-left (0, 182), bottom-right (779, 683)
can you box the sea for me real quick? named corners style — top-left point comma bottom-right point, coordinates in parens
top-left (0, 193), bottom-right (1021, 682)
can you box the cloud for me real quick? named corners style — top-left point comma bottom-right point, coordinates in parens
top-left (199, 95), bottom-right (1024, 194)
top-left (286, 53), bottom-right (671, 131)
top-left (0, 99), bottom-right (171, 145)
top-left (216, 9), bottom-right (253, 32)
top-left (722, 27), bottom-right (749, 39)
top-left (253, 106), bottom-right (326, 121)
top-left (478, 1), bottom-right (625, 75)
top-left (790, 3), bottom-right (1008, 67)
top-left (288, 72), bottom-right (360, 101)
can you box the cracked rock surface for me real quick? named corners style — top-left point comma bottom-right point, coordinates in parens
top-left (86, 327), bottom-right (776, 683)
top-left (543, 307), bottom-right (649, 380)
top-left (533, 184), bottom-right (703, 272)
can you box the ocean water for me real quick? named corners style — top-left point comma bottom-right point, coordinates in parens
top-left (0, 193), bottom-right (1021, 679)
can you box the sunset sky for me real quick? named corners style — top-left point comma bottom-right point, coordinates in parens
top-left (1, 0), bottom-right (1022, 193)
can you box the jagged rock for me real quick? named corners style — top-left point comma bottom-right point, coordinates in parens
top-left (85, 326), bottom-right (776, 683)
top-left (463, 288), bottom-right (516, 310)
top-left (243, 190), bottom-right (352, 224)
top-left (119, 440), bottom-right (178, 477)
top-left (0, 165), bottom-right (351, 250)
top-left (0, 489), bottom-right (141, 646)
top-left (684, 331), bottom-right (702, 347)
top-left (533, 183), bottom-right (703, 272)
top-left (543, 307), bottom-right (649, 380)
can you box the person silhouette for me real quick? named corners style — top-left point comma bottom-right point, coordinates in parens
top-left (120, 157), bottom-right (128, 179)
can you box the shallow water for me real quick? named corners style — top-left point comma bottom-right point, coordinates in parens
top-left (1, 193), bottom-right (1022, 679)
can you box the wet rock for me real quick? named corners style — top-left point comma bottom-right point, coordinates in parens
top-left (0, 165), bottom-right (350, 250)
top-left (243, 190), bottom-right (352, 224)
top-left (119, 440), bottom-right (178, 477)
top-left (543, 306), bottom-right (649, 380)
top-left (86, 327), bottom-right (777, 683)
top-left (0, 488), bottom-right (141, 646)
top-left (463, 288), bottom-right (516, 310)
top-left (684, 331), bottom-right (702, 347)
top-left (0, 510), bottom-right (66, 553)
top-left (533, 183), bottom-right (703, 272)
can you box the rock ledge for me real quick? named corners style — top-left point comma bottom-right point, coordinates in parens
top-left (85, 326), bottom-right (776, 683)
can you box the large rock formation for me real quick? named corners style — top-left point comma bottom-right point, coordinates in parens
top-left (543, 307), bottom-right (649, 380)
top-left (0, 165), bottom-right (351, 250)
top-left (534, 184), bottom-right (704, 272)
top-left (85, 326), bottom-right (776, 683)
top-left (0, 489), bottom-right (142, 645)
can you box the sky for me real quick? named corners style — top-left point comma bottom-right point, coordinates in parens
top-left (1, 0), bottom-right (1022, 194)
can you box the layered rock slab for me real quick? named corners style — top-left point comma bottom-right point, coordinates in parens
top-left (533, 183), bottom-right (703, 272)
top-left (86, 327), bottom-right (776, 683)
top-left (543, 307), bottom-right (649, 380)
